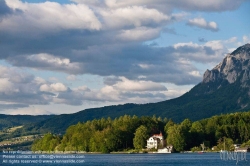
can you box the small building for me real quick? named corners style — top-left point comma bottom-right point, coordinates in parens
top-left (233, 144), bottom-right (241, 149)
top-left (235, 147), bottom-right (250, 152)
top-left (157, 145), bottom-right (173, 153)
top-left (146, 132), bottom-right (164, 149)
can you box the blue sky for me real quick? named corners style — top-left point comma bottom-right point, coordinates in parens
top-left (0, 0), bottom-right (249, 115)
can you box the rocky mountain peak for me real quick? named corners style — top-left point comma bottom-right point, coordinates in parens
top-left (203, 43), bottom-right (250, 85)
top-left (231, 43), bottom-right (250, 57)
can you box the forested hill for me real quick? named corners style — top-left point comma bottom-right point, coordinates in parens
top-left (0, 114), bottom-right (54, 130)
top-left (7, 44), bottom-right (250, 134)
top-left (31, 111), bottom-right (250, 152)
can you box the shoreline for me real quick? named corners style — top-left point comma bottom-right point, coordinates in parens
top-left (1, 150), bottom-right (224, 154)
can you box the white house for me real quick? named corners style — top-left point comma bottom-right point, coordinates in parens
top-left (146, 132), bottom-right (164, 149)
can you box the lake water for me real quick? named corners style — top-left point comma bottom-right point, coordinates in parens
top-left (1, 152), bottom-right (249, 165)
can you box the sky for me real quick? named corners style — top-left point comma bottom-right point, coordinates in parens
top-left (0, 0), bottom-right (250, 115)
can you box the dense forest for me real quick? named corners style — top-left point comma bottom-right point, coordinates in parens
top-left (32, 111), bottom-right (250, 153)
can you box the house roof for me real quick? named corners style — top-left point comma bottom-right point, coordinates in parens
top-left (152, 132), bottom-right (163, 137)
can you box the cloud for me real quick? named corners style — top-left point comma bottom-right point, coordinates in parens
top-left (7, 53), bottom-right (82, 74)
top-left (48, 77), bottom-right (169, 105)
top-left (66, 75), bottom-right (77, 81)
top-left (53, 89), bottom-right (84, 105)
top-left (7, 107), bottom-right (53, 115)
top-left (167, 0), bottom-right (245, 12)
top-left (0, 0), bottom-right (13, 16)
top-left (75, 86), bottom-right (91, 92)
top-left (3, 0), bottom-right (102, 34)
top-left (40, 83), bottom-right (68, 92)
top-left (117, 27), bottom-right (161, 41)
top-left (186, 18), bottom-right (219, 32)
top-left (173, 41), bottom-right (226, 63)
top-left (69, 43), bottom-right (204, 85)
top-left (79, 77), bottom-right (169, 104)
top-left (0, 103), bottom-right (28, 110)
top-left (5, 41), bottom-right (227, 86)
top-left (100, 6), bottom-right (170, 29)
top-left (0, 65), bottom-right (53, 107)
top-left (243, 35), bottom-right (250, 44)
top-left (73, 0), bottom-right (245, 12)
top-left (112, 77), bottom-right (167, 91)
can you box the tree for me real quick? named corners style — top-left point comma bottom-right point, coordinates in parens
top-left (133, 125), bottom-right (149, 150)
top-left (190, 121), bottom-right (204, 147)
top-left (238, 119), bottom-right (249, 142)
top-left (180, 119), bottom-right (192, 149)
top-left (167, 124), bottom-right (185, 152)
top-left (31, 133), bottom-right (61, 152)
top-left (217, 137), bottom-right (234, 151)
top-left (164, 119), bottom-right (175, 137)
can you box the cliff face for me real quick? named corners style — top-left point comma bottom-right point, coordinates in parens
top-left (203, 44), bottom-right (250, 86)
top-left (197, 43), bottom-right (250, 109)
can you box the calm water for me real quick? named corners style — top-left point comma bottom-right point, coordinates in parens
top-left (1, 152), bottom-right (250, 166)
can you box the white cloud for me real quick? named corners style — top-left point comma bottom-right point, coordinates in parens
top-left (0, 78), bottom-right (17, 93)
top-left (100, 6), bottom-right (170, 29)
top-left (117, 27), bottom-right (161, 41)
top-left (227, 35), bottom-right (250, 47)
top-left (113, 77), bottom-right (167, 91)
top-left (204, 40), bottom-right (224, 50)
top-left (243, 35), bottom-right (250, 44)
top-left (187, 18), bottom-right (219, 32)
top-left (2, 0), bottom-right (101, 34)
top-left (138, 64), bottom-right (153, 69)
top-left (66, 75), bottom-right (77, 81)
top-left (76, 86), bottom-right (91, 92)
top-left (167, 0), bottom-right (244, 12)
top-left (27, 53), bottom-right (70, 66)
top-left (174, 42), bottom-right (200, 49)
top-left (171, 12), bottom-right (189, 21)
top-left (56, 77), bottom-right (170, 104)
top-left (74, 0), bottom-right (244, 12)
top-left (225, 37), bottom-right (238, 43)
top-left (8, 106), bottom-right (52, 115)
top-left (34, 77), bottom-right (47, 85)
top-left (173, 41), bottom-right (226, 63)
top-left (49, 77), bottom-right (60, 82)
top-left (0, 65), bottom-right (53, 108)
top-left (40, 83), bottom-right (68, 92)
top-left (7, 53), bottom-right (82, 74)
top-left (188, 71), bottom-right (201, 77)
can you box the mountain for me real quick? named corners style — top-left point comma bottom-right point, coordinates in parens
top-left (15, 44), bottom-right (250, 134)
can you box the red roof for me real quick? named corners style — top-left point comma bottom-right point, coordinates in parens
top-left (152, 132), bottom-right (162, 137)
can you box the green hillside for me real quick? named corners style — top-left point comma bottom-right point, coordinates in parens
top-left (0, 114), bottom-right (55, 130)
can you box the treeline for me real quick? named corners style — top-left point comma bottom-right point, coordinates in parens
top-left (32, 111), bottom-right (250, 152)
top-left (32, 115), bottom-right (165, 153)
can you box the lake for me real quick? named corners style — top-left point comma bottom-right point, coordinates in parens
top-left (1, 152), bottom-right (249, 165)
